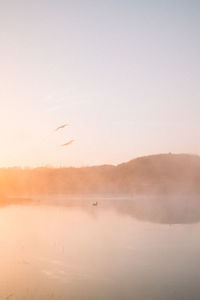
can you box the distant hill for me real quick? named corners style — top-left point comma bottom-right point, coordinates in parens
top-left (115, 153), bottom-right (200, 194)
top-left (1, 153), bottom-right (200, 196)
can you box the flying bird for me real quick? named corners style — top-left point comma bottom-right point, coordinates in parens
top-left (61, 139), bottom-right (74, 147)
top-left (55, 123), bottom-right (70, 131)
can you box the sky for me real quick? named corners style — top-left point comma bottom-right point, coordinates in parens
top-left (0, 0), bottom-right (200, 167)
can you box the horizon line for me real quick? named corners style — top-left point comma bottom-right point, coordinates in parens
top-left (0, 152), bottom-right (198, 170)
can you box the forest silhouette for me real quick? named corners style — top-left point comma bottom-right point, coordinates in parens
top-left (0, 153), bottom-right (200, 196)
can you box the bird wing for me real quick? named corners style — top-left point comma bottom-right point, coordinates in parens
top-left (61, 139), bottom-right (74, 147)
top-left (55, 123), bottom-right (70, 131)
top-left (55, 125), bottom-right (62, 131)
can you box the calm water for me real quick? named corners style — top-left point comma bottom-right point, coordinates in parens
top-left (0, 196), bottom-right (200, 300)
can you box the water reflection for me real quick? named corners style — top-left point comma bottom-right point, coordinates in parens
top-left (0, 196), bottom-right (200, 299)
top-left (32, 195), bottom-right (200, 224)
top-left (1, 194), bottom-right (200, 224)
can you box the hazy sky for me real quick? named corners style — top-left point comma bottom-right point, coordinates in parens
top-left (0, 0), bottom-right (200, 167)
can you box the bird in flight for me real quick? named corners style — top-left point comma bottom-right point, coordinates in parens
top-left (61, 139), bottom-right (74, 147)
top-left (55, 123), bottom-right (70, 131)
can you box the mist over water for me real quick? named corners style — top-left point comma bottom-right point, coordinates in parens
top-left (0, 0), bottom-right (199, 297)
top-left (1, 196), bottom-right (200, 300)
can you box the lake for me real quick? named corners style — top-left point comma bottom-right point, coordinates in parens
top-left (0, 196), bottom-right (200, 300)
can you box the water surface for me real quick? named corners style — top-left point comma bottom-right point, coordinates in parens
top-left (0, 196), bottom-right (200, 299)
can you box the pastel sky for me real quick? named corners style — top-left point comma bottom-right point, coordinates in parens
top-left (0, 0), bottom-right (200, 167)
